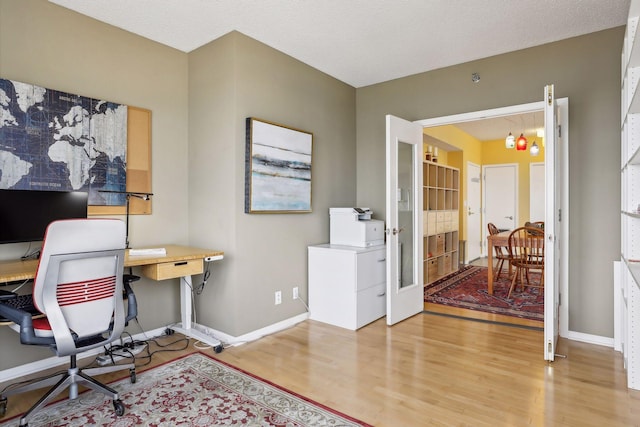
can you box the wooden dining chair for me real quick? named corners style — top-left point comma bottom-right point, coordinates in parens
top-left (507, 226), bottom-right (545, 298)
top-left (487, 223), bottom-right (511, 280)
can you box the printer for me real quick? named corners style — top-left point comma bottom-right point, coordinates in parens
top-left (329, 207), bottom-right (385, 247)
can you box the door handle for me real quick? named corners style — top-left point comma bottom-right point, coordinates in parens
top-left (392, 227), bottom-right (404, 235)
top-left (468, 207), bottom-right (475, 216)
top-left (505, 216), bottom-right (513, 220)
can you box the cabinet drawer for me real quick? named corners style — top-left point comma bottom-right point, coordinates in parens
top-left (356, 283), bottom-right (386, 328)
top-left (436, 212), bottom-right (445, 222)
top-left (356, 248), bottom-right (386, 291)
top-left (444, 211), bottom-right (452, 221)
top-left (142, 259), bottom-right (203, 280)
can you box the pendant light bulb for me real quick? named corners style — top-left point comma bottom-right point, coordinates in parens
top-left (530, 141), bottom-right (539, 156)
top-left (505, 132), bottom-right (515, 149)
top-left (516, 133), bottom-right (527, 151)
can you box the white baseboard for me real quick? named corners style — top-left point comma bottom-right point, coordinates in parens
top-left (565, 330), bottom-right (614, 348)
top-left (191, 312), bottom-right (310, 347)
top-left (0, 327), bottom-right (167, 384)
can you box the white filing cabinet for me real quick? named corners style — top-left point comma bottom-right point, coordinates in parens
top-left (308, 244), bottom-right (386, 330)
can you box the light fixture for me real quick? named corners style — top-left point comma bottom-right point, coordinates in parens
top-left (505, 132), bottom-right (515, 149)
top-left (516, 133), bottom-right (527, 151)
top-left (98, 190), bottom-right (154, 248)
top-left (530, 141), bottom-right (540, 156)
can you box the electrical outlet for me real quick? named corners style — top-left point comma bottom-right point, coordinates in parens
top-left (293, 287), bottom-right (299, 300)
top-left (275, 290), bottom-right (282, 305)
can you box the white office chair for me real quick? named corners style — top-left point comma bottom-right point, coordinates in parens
top-left (0, 219), bottom-right (137, 426)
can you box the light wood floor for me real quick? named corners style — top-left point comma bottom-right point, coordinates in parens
top-left (2, 315), bottom-right (639, 426)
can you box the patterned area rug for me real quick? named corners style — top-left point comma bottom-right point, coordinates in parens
top-left (424, 265), bottom-right (544, 321)
top-left (0, 353), bottom-right (371, 426)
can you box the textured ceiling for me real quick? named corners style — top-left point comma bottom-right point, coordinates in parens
top-left (48, 0), bottom-right (630, 88)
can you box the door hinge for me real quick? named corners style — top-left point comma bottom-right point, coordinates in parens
top-left (558, 293), bottom-right (561, 306)
top-left (558, 208), bottom-right (562, 222)
top-left (558, 124), bottom-right (562, 138)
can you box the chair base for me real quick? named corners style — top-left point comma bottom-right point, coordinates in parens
top-left (0, 357), bottom-right (135, 426)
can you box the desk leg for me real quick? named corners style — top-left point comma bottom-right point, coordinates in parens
top-left (487, 238), bottom-right (494, 295)
top-left (170, 275), bottom-right (223, 352)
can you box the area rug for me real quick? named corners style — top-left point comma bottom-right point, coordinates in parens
top-left (0, 352), bottom-right (371, 427)
top-left (424, 265), bottom-right (544, 321)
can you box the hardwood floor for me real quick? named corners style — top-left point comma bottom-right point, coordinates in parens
top-left (2, 315), bottom-right (638, 426)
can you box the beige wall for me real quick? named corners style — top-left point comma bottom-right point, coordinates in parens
top-left (188, 32), bottom-right (356, 336)
top-left (0, 0), bottom-right (189, 369)
top-left (356, 28), bottom-right (623, 337)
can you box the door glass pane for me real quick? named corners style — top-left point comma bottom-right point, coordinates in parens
top-left (398, 141), bottom-right (414, 288)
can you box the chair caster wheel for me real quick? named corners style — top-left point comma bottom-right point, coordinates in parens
top-left (214, 344), bottom-right (223, 354)
top-left (130, 369), bottom-right (137, 384)
top-left (0, 397), bottom-right (6, 417)
top-left (113, 399), bottom-right (125, 416)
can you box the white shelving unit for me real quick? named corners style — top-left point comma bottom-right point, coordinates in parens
top-left (619, 0), bottom-right (640, 390)
top-left (423, 161), bottom-right (459, 285)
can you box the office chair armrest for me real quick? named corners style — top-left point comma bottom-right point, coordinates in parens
top-left (123, 281), bottom-right (138, 323)
top-left (0, 302), bottom-right (53, 346)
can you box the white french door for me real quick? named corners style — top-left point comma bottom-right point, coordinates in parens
top-left (544, 84), bottom-right (562, 362)
top-left (385, 115), bottom-right (424, 326)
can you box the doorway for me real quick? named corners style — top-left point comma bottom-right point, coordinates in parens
top-left (415, 96), bottom-right (569, 342)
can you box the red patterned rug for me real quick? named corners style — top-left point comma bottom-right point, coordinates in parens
top-left (0, 352), bottom-right (372, 426)
top-left (424, 265), bottom-right (544, 321)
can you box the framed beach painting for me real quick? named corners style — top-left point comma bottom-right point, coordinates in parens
top-left (245, 118), bottom-right (313, 213)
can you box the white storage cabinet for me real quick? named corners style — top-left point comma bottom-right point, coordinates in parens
top-left (308, 244), bottom-right (386, 330)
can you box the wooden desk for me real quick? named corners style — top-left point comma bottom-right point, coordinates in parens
top-left (0, 245), bottom-right (225, 348)
top-left (486, 230), bottom-right (510, 295)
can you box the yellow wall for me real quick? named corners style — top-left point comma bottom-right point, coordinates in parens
top-left (423, 126), bottom-right (482, 242)
top-left (423, 128), bottom-right (545, 240)
top-left (482, 137), bottom-right (545, 226)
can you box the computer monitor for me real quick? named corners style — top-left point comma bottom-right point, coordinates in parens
top-left (0, 189), bottom-right (88, 244)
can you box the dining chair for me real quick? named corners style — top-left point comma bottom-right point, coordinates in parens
top-left (507, 226), bottom-right (545, 298)
top-left (487, 223), bottom-right (511, 280)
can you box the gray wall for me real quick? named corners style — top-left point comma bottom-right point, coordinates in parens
top-left (0, 0), bottom-right (190, 369)
top-left (356, 28), bottom-right (624, 337)
top-left (0, 0), bottom-right (624, 372)
top-left (188, 32), bottom-right (357, 336)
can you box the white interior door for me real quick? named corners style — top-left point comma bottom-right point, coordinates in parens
top-left (482, 164), bottom-right (518, 253)
top-left (385, 115), bottom-right (424, 326)
top-left (466, 162), bottom-right (482, 262)
top-left (544, 85), bottom-right (561, 361)
top-left (530, 162), bottom-right (545, 222)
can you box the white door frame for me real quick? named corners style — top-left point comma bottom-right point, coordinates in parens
top-left (466, 161), bottom-right (482, 262)
top-left (414, 99), bottom-right (569, 341)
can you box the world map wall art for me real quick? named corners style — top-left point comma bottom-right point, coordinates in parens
top-left (0, 78), bottom-right (127, 206)
top-left (245, 118), bottom-right (313, 213)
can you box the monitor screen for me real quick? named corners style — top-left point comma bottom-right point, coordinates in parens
top-left (0, 189), bottom-right (88, 244)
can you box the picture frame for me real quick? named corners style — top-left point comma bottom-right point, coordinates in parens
top-left (245, 118), bottom-right (313, 213)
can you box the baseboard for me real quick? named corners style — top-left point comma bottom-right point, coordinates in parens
top-left (0, 326), bottom-right (167, 384)
top-left (565, 330), bottom-right (614, 348)
top-left (191, 312), bottom-right (310, 347)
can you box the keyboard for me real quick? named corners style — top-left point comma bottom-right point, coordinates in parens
top-left (0, 294), bottom-right (39, 322)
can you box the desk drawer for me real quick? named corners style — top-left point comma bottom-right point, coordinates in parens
top-left (142, 259), bottom-right (203, 280)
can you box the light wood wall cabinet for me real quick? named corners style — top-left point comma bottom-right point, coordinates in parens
top-left (423, 161), bottom-right (459, 285)
top-left (619, 0), bottom-right (640, 391)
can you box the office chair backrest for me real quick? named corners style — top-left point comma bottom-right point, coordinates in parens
top-left (33, 219), bottom-right (126, 355)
